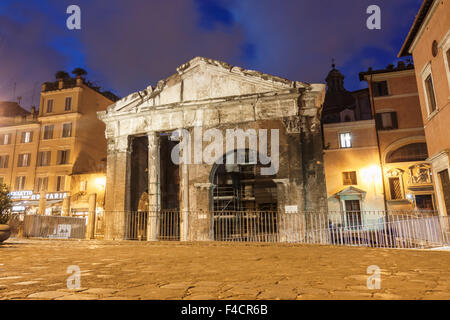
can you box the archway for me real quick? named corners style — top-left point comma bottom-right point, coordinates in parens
top-left (209, 149), bottom-right (278, 241)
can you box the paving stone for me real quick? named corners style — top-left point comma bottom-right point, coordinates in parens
top-left (0, 276), bottom-right (23, 281)
top-left (1, 239), bottom-right (450, 300)
top-left (27, 291), bottom-right (68, 299)
top-left (184, 294), bottom-right (217, 300)
top-left (55, 294), bottom-right (99, 300)
top-left (14, 281), bottom-right (40, 286)
top-left (160, 282), bottom-right (193, 290)
top-left (83, 288), bottom-right (118, 295)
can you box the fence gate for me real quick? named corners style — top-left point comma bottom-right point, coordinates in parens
top-left (124, 211), bottom-right (180, 241)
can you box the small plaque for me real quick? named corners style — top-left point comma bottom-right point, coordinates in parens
top-left (285, 205), bottom-right (298, 213)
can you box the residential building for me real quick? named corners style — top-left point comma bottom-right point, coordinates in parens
top-left (399, 0), bottom-right (450, 216)
top-left (360, 62), bottom-right (435, 212)
top-left (0, 75), bottom-right (118, 218)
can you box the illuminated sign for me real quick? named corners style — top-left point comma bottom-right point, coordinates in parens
top-left (31, 193), bottom-right (69, 200)
top-left (9, 191), bottom-right (68, 201)
top-left (12, 206), bottom-right (26, 212)
top-left (9, 191), bottom-right (33, 200)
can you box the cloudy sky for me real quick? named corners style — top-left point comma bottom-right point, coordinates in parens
top-left (0, 0), bottom-right (422, 108)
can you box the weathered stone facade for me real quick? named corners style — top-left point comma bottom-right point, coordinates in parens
top-left (98, 57), bottom-right (327, 240)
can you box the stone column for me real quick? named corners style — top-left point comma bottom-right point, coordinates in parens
top-left (62, 196), bottom-right (71, 217)
top-left (180, 163), bottom-right (189, 241)
top-left (147, 132), bottom-right (160, 241)
top-left (38, 191), bottom-right (46, 215)
top-left (86, 193), bottom-right (97, 240)
top-left (104, 135), bottom-right (130, 240)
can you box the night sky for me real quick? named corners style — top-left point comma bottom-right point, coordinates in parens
top-left (0, 0), bottom-right (422, 109)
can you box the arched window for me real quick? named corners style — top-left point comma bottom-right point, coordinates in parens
top-left (386, 143), bottom-right (428, 163)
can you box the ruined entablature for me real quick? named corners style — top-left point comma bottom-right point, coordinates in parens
top-left (98, 57), bottom-right (326, 138)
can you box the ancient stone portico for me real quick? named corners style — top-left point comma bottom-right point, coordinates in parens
top-left (98, 57), bottom-right (327, 241)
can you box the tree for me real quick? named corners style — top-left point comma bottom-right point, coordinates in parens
top-left (0, 184), bottom-right (12, 224)
top-left (71, 67), bottom-right (87, 78)
top-left (55, 71), bottom-right (70, 80)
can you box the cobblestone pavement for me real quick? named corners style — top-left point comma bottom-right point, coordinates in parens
top-left (0, 238), bottom-right (449, 300)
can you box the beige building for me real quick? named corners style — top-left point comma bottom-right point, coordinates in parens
top-left (322, 65), bottom-right (384, 219)
top-left (324, 120), bottom-right (384, 213)
top-left (399, 0), bottom-right (450, 216)
top-left (0, 75), bottom-right (117, 220)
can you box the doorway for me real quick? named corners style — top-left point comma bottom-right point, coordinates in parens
top-left (439, 169), bottom-right (450, 215)
top-left (344, 200), bottom-right (361, 229)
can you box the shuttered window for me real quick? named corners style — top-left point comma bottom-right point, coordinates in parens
top-left (425, 75), bottom-right (437, 114)
top-left (37, 151), bottom-right (51, 166)
top-left (36, 177), bottom-right (48, 192)
top-left (376, 112), bottom-right (398, 130)
top-left (372, 81), bottom-right (389, 97)
top-left (342, 171), bottom-right (357, 185)
top-left (0, 155), bottom-right (9, 168)
top-left (17, 153), bottom-right (31, 167)
top-left (15, 176), bottom-right (26, 190)
top-left (43, 125), bottom-right (54, 140)
top-left (56, 176), bottom-right (65, 192)
top-left (20, 131), bottom-right (33, 143)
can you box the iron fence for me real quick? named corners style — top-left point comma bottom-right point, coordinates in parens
top-left (124, 211), bottom-right (180, 241)
top-left (22, 215), bottom-right (87, 239)
top-left (118, 210), bottom-right (450, 249)
top-left (14, 210), bottom-right (450, 249)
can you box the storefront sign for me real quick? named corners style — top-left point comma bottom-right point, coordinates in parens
top-left (9, 191), bottom-right (33, 200)
top-left (30, 192), bottom-right (69, 201)
top-left (9, 191), bottom-right (69, 201)
top-left (12, 206), bottom-right (26, 212)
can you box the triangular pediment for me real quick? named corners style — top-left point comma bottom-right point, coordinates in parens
top-left (108, 57), bottom-right (309, 113)
top-left (335, 186), bottom-right (367, 197)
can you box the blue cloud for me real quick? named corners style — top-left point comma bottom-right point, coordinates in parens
top-left (195, 0), bottom-right (235, 31)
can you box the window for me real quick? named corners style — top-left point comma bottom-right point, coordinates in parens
top-left (37, 151), bottom-right (51, 167)
top-left (1, 134), bottom-right (11, 145)
top-left (43, 125), bottom-right (54, 140)
top-left (0, 155), bottom-right (9, 169)
top-left (386, 143), bottom-right (428, 163)
top-left (65, 97), bottom-right (72, 111)
top-left (15, 176), bottom-right (26, 190)
top-left (36, 177), bottom-right (48, 192)
top-left (372, 81), bottom-right (389, 97)
top-left (56, 176), bottom-right (65, 192)
top-left (376, 112), bottom-right (398, 130)
top-left (339, 132), bottom-right (352, 148)
top-left (438, 170), bottom-right (450, 215)
top-left (17, 153), bottom-right (31, 167)
top-left (62, 123), bottom-right (72, 138)
top-left (345, 200), bottom-right (362, 229)
top-left (57, 150), bottom-right (70, 165)
top-left (342, 171), bottom-right (357, 185)
top-left (20, 131), bottom-right (33, 143)
top-left (46, 99), bottom-right (54, 113)
top-left (447, 48), bottom-right (450, 73)
top-left (80, 180), bottom-right (88, 192)
top-left (389, 177), bottom-right (403, 200)
top-left (424, 74), bottom-right (437, 114)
